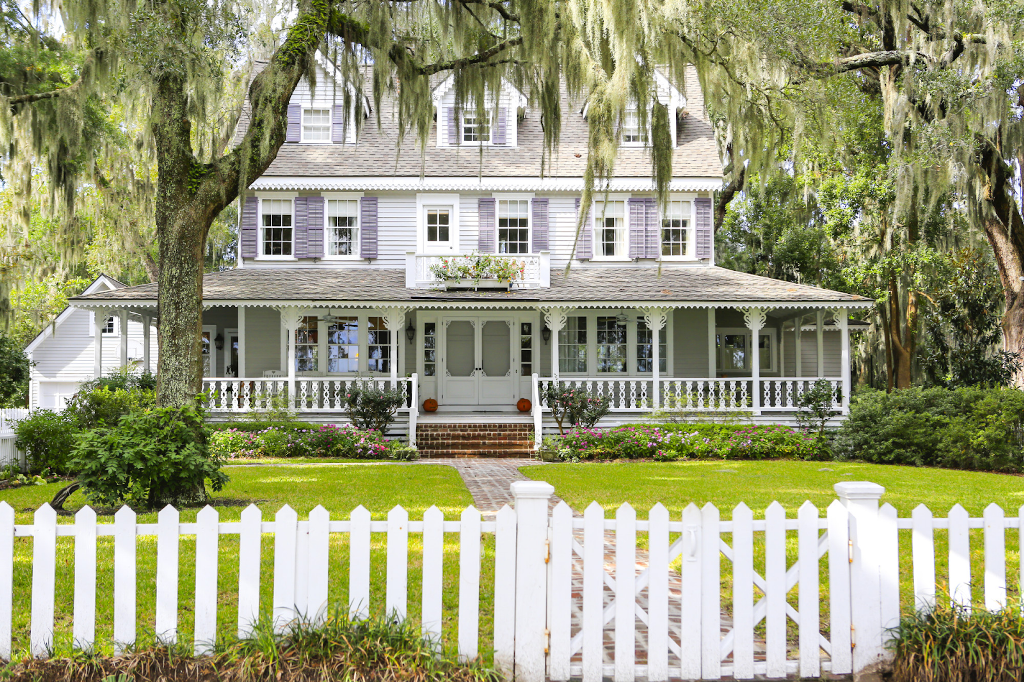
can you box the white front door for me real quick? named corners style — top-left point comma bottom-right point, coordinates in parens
top-left (440, 315), bottom-right (516, 405)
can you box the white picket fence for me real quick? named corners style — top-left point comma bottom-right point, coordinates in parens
top-left (0, 409), bottom-right (28, 469)
top-left (0, 481), bottom-right (1017, 680)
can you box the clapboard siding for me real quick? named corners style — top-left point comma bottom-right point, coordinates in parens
top-left (672, 308), bottom-right (709, 376)
top-left (243, 307), bottom-right (282, 377)
top-left (782, 329), bottom-right (842, 376)
top-left (30, 308), bottom-right (154, 379)
top-left (376, 193), bottom-right (418, 266)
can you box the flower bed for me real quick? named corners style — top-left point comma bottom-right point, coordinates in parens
top-left (551, 423), bottom-right (822, 462)
top-left (209, 424), bottom-right (392, 460)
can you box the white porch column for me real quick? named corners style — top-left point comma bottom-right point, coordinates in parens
top-left (279, 307), bottom-right (303, 408)
top-left (118, 309), bottom-right (129, 369)
top-left (794, 313), bottom-right (803, 377)
top-left (93, 308), bottom-right (108, 378)
top-left (816, 309), bottom-right (825, 377)
top-left (642, 307), bottom-right (668, 408)
top-left (837, 308), bottom-right (850, 414)
top-left (742, 307), bottom-right (767, 416)
top-left (142, 313), bottom-right (152, 373)
top-left (540, 306), bottom-right (568, 379)
top-left (237, 305), bottom-right (246, 378)
top-left (382, 307), bottom-right (411, 390)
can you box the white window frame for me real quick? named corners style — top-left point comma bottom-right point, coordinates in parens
top-left (461, 108), bottom-right (492, 145)
top-left (660, 194), bottom-right (697, 261)
top-left (280, 309), bottom-right (403, 377)
top-left (715, 327), bottom-right (778, 374)
top-left (323, 192), bottom-right (364, 260)
top-left (621, 108), bottom-right (648, 147)
top-left (555, 310), bottom-right (675, 377)
top-left (416, 193), bottom-right (459, 254)
top-left (100, 315), bottom-right (117, 335)
top-left (301, 107), bottom-right (332, 143)
top-left (591, 197), bottom-right (630, 262)
top-left (256, 193), bottom-right (296, 261)
top-left (493, 193), bottom-right (534, 255)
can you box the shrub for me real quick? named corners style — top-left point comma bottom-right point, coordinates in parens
top-left (836, 387), bottom-right (1024, 472)
top-left (344, 383), bottom-right (406, 433)
top-left (209, 421), bottom-right (322, 433)
top-left (387, 443), bottom-right (420, 461)
top-left (66, 385), bottom-right (156, 429)
top-left (545, 384), bottom-right (611, 434)
top-left (555, 423), bottom-right (820, 462)
top-left (795, 379), bottom-right (840, 448)
top-left (13, 410), bottom-right (79, 474)
top-left (71, 406), bottom-right (228, 508)
top-left (209, 424), bottom-right (391, 460)
top-left (890, 599), bottom-right (1024, 682)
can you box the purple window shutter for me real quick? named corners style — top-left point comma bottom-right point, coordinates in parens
top-left (286, 105), bottom-right (301, 143)
top-left (332, 104), bottom-right (346, 143)
top-left (478, 198), bottom-right (496, 253)
top-left (645, 198), bottom-right (660, 258)
top-left (531, 198), bottom-right (549, 251)
top-left (293, 197), bottom-right (308, 258)
top-left (361, 196), bottom-right (378, 259)
top-left (575, 197), bottom-right (592, 260)
top-left (493, 107), bottom-right (507, 145)
top-left (628, 198), bottom-right (645, 259)
top-left (306, 196), bottom-right (325, 258)
top-left (447, 108), bottom-right (458, 145)
top-left (695, 197), bottom-right (713, 259)
top-left (241, 196), bottom-right (259, 258)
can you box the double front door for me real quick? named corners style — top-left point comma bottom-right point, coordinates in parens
top-left (440, 315), bottom-right (516, 405)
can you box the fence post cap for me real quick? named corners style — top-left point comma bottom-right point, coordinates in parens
top-left (510, 481), bottom-right (555, 500)
top-left (834, 481), bottom-right (885, 502)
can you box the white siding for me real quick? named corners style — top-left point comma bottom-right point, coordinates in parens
top-left (377, 192), bottom-right (418, 266)
top-left (672, 309), bottom-right (709, 376)
top-left (244, 307), bottom-right (282, 377)
top-left (782, 329), bottom-right (842, 376)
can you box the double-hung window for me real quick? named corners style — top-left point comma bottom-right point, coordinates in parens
top-left (462, 111), bottom-right (491, 143)
top-left (636, 318), bottom-right (668, 372)
top-left (558, 316), bottom-right (588, 373)
top-left (498, 200), bottom-right (530, 254)
top-left (327, 199), bottom-right (359, 257)
top-left (326, 317), bottom-right (359, 373)
top-left (367, 316), bottom-right (391, 373)
top-left (302, 108), bottom-right (331, 142)
top-left (261, 199), bottom-right (293, 257)
top-left (595, 200), bottom-right (626, 259)
top-left (661, 200), bottom-right (691, 257)
top-left (622, 109), bottom-right (645, 145)
top-left (295, 316), bottom-right (319, 372)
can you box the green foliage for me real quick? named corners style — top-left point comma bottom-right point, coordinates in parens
top-left (836, 387), bottom-right (1024, 472)
top-left (71, 406), bottom-right (228, 508)
top-left (428, 252), bottom-right (527, 285)
top-left (0, 331), bottom-right (30, 407)
top-left (795, 379), bottom-right (840, 448)
top-left (921, 248), bottom-right (1020, 388)
top-left (553, 423), bottom-right (822, 462)
top-left (387, 443), bottom-right (420, 461)
top-left (208, 424), bottom-right (390, 460)
top-left (544, 384), bottom-right (611, 435)
top-left (209, 420), bottom-right (321, 432)
top-left (13, 410), bottom-right (79, 475)
top-left (344, 383), bottom-right (406, 433)
top-left (64, 368), bottom-right (157, 428)
top-left (889, 598), bottom-right (1024, 682)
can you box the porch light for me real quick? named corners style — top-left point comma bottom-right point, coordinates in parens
top-left (214, 333), bottom-right (224, 350)
top-left (406, 320), bottom-right (416, 343)
top-left (541, 326), bottom-right (551, 344)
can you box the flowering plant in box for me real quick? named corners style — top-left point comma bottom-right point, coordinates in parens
top-left (429, 252), bottom-right (526, 286)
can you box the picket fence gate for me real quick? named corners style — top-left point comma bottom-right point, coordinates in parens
top-left (1, 481), bottom-right (1019, 680)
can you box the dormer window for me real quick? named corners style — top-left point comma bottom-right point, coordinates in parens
top-left (302, 108), bottom-right (332, 142)
top-left (462, 111), bottom-right (491, 143)
top-left (622, 109), bottom-right (647, 146)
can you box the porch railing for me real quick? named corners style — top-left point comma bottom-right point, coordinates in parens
top-left (759, 377), bottom-right (843, 411)
top-left (201, 377), bottom-right (416, 414)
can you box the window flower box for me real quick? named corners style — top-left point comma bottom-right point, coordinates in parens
top-left (429, 253), bottom-right (527, 290)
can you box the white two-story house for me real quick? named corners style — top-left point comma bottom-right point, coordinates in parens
top-left (58, 58), bottom-right (872, 446)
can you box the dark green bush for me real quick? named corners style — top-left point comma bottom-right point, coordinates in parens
top-left (71, 406), bottom-right (228, 508)
top-left (344, 383), bottom-right (406, 432)
top-left (65, 368), bottom-right (157, 429)
top-left (13, 410), bottom-right (79, 474)
top-left (890, 599), bottom-right (1024, 682)
top-left (836, 387), bottom-right (1024, 472)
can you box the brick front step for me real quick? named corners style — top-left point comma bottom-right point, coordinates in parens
top-left (416, 423), bottom-right (536, 458)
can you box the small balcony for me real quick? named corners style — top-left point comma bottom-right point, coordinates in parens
top-left (405, 251), bottom-right (551, 289)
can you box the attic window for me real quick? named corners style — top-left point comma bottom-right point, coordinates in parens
top-left (302, 108), bottom-right (332, 142)
top-left (622, 110), bottom-right (646, 146)
top-left (462, 111), bottom-right (491, 143)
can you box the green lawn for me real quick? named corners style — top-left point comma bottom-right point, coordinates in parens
top-left (522, 459), bottom-right (1024, 626)
top-left (1, 464), bottom-right (492, 660)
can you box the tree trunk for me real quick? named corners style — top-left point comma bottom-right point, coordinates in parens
top-left (880, 304), bottom-right (893, 392)
top-left (888, 277), bottom-right (913, 389)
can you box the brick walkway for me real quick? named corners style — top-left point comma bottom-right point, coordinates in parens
top-left (412, 458), bottom-right (568, 518)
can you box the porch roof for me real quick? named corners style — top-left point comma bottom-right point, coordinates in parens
top-left (70, 267), bottom-right (873, 309)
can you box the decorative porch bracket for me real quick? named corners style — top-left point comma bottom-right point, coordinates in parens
top-left (539, 306), bottom-right (570, 380)
top-left (640, 307), bottom-right (669, 408)
top-left (382, 306), bottom-right (415, 390)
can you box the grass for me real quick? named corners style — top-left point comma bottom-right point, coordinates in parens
top-left (521, 459), bottom-right (1024, 638)
top-left (0, 464), bottom-right (495, 662)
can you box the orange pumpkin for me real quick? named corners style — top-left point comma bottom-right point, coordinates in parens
top-left (517, 398), bottom-right (532, 412)
top-left (423, 398), bottom-right (439, 412)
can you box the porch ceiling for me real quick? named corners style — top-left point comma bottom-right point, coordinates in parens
top-left (69, 267), bottom-right (873, 309)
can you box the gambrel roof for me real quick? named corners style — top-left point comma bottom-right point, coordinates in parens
top-left (233, 63), bottom-right (721, 181)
